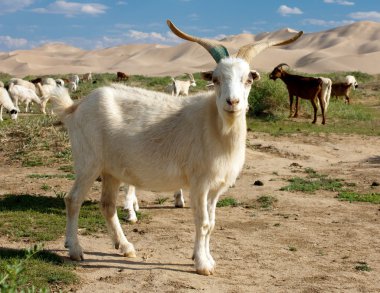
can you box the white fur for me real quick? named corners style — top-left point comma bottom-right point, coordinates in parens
top-left (82, 72), bottom-right (92, 82)
top-left (70, 75), bottom-right (80, 87)
top-left (9, 78), bottom-right (36, 93)
top-left (0, 88), bottom-right (18, 121)
top-left (345, 75), bottom-right (358, 90)
top-left (56, 79), bottom-right (65, 87)
top-left (49, 56), bottom-right (256, 275)
top-left (8, 84), bottom-right (42, 113)
top-left (319, 77), bottom-right (332, 111)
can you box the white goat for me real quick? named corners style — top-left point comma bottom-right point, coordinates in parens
top-left (8, 84), bottom-right (43, 113)
top-left (170, 73), bottom-right (196, 96)
top-left (0, 88), bottom-right (18, 121)
top-left (70, 75), bottom-right (80, 87)
top-left (123, 186), bottom-right (185, 223)
top-left (36, 83), bottom-right (58, 114)
top-left (49, 20), bottom-right (302, 276)
top-left (68, 81), bottom-right (77, 93)
top-left (82, 72), bottom-right (92, 82)
top-left (345, 75), bottom-right (358, 90)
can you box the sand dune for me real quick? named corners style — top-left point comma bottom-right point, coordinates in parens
top-left (0, 21), bottom-right (379, 78)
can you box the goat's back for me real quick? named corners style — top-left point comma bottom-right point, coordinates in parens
top-left (331, 82), bottom-right (352, 96)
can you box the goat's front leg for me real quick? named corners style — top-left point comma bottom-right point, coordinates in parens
top-left (190, 184), bottom-right (214, 275)
top-left (345, 94), bottom-right (350, 104)
top-left (289, 95), bottom-right (294, 117)
top-left (293, 96), bottom-right (299, 118)
top-left (318, 95), bottom-right (326, 125)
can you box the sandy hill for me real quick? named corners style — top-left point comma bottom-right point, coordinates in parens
top-left (0, 21), bottom-right (379, 78)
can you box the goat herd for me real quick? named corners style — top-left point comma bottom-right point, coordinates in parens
top-left (0, 20), bottom-right (363, 277)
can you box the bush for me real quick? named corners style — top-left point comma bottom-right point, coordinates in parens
top-left (248, 74), bottom-right (288, 117)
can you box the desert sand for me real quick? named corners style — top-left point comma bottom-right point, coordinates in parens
top-left (0, 21), bottom-right (380, 78)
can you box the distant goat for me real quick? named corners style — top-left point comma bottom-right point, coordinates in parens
top-left (345, 75), bottom-right (358, 90)
top-left (331, 82), bottom-right (352, 104)
top-left (117, 71), bottom-right (129, 81)
top-left (269, 64), bottom-right (325, 124)
top-left (8, 84), bottom-right (43, 113)
top-left (170, 73), bottom-right (196, 96)
top-left (82, 72), bottom-right (92, 82)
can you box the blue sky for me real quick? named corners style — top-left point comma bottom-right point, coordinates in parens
top-left (0, 0), bottom-right (379, 52)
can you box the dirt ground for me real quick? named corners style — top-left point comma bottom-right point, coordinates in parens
top-left (1, 131), bottom-right (379, 293)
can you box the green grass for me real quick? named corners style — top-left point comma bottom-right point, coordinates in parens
top-left (256, 195), bottom-right (278, 209)
top-left (337, 191), bottom-right (380, 204)
top-left (155, 196), bottom-right (169, 205)
top-left (0, 194), bottom-right (131, 241)
top-left (0, 245), bottom-right (78, 291)
top-left (217, 197), bottom-right (240, 207)
top-left (28, 173), bottom-right (75, 180)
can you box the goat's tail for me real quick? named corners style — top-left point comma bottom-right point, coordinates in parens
top-left (49, 86), bottom-right (75, 121)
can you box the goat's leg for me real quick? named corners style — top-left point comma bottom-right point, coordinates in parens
top-left (318, 95), bottom-right (326, 125)
top-left (123, 185), bottom-right (139, 223)
top-left (204, 188), bottom-right (225, 269)
top-left (174, 189), bottom-right (185, 208)
top-left (65, 174), bottom-right (97, 261)
top-left (101, 174), bottom-right (136, 257)
top-left (345, 94), bottom-right (350, 104)
top-left (0, 105), bottom-right (3, 121)
top-left (293, 97), bottom-right (299, 118)
top-left (190, 183), bottom-right (213, 275)
top-left (310, 99), bottom-right (318, 124)
top-left (289, 95), bottom-right (294, 117)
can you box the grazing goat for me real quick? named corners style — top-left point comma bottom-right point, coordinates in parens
top-left (117, 71), bottom-right (129, 81)
top-left (70, 75), bottom-right (80, 87)
top-left (171, 73), bottom-right (196, 96)
top-left (331, 82), bottom-right (352, 104)
top-left (36, 83), bottom-right (59, 114)
top-left (8, 84), bottom-right (43, 113)
top-left (68, 81), bottom-right (77, 93)
top-left (123, 186), bottom-right (185, 223)
top-left (82, 72), bottom-right (92, 82)
top-left (269, 64), bottom-right (325, 124)
top-left (0, 88), bottom-right (18, 121)
top-left (56, 79), bottom-right (65, 87)
top-left (49, 20), bottom-right (302, 276)
top-left (9, 78), bottom-right (37, 94)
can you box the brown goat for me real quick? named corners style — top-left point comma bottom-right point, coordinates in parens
top-left (269, 64), bottom-right (325, 124)
top-left (331, 82), bottom-right (352, 104)
top-left (117, 71), bottom-right (129, 81)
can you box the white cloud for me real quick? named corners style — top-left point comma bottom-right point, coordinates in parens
top-left (33, 1), bottom-right (107, 17)
top-left (0, 36), bottom-right (28, 49)
top-left (126, 30), bottom-right (178, 43)
top-left (303, 18), bottom-right (354, 26)
top-left (348, 11), bottom-right (380, 21)
top-left (324, 0), bottom-right (354, 6)
top-left (278, 5), bottom-right (303, 16)
top-left (0, 0), bottom-right (34, 14)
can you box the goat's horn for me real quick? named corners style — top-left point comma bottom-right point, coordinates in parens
top-left (167, 19), bottom-right (229, 63)
top-left (236, 31), bottom-right (303, 63)
top-left (277, 63), bottom-right (290, 69)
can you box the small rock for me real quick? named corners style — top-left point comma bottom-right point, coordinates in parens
top-left (253, 180), bottom-right (264, 186)
top-left (371, 181), bottom-right (379, 186)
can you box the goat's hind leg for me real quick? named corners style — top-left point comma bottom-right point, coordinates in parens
top-left (101, 174), bottom-right (136, 257)
top-left (65, 173), bottom-right (98, 261)
top-left (123, 185), bottom-right (139, 223)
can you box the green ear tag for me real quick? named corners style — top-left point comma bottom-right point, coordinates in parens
top-left (210, 46), bottom-right (229, 63)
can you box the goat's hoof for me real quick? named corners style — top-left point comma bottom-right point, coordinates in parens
top-left (196, 267), bottom-right (214, 276)
top-left (69, 251), bottom-right (84, 261)
top-left (120, 243), bottom-right (136, 258)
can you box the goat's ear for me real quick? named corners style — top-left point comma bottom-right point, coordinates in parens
top-left (201, 71), bottom-right (213, 81)
top-left (249, 70), bottom-right (260, 82)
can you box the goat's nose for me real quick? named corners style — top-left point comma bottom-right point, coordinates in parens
top-left (226, 97), bottom-right (239, 106)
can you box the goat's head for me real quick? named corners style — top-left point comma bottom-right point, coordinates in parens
top-left (10, 109), bottom-right (18, 120)
top-left (167, 20), bottom-right (302, 121)
top-left (186, 73), bottom-right (197, 87)
top-left (269, 63), bottom-right (289, 80)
